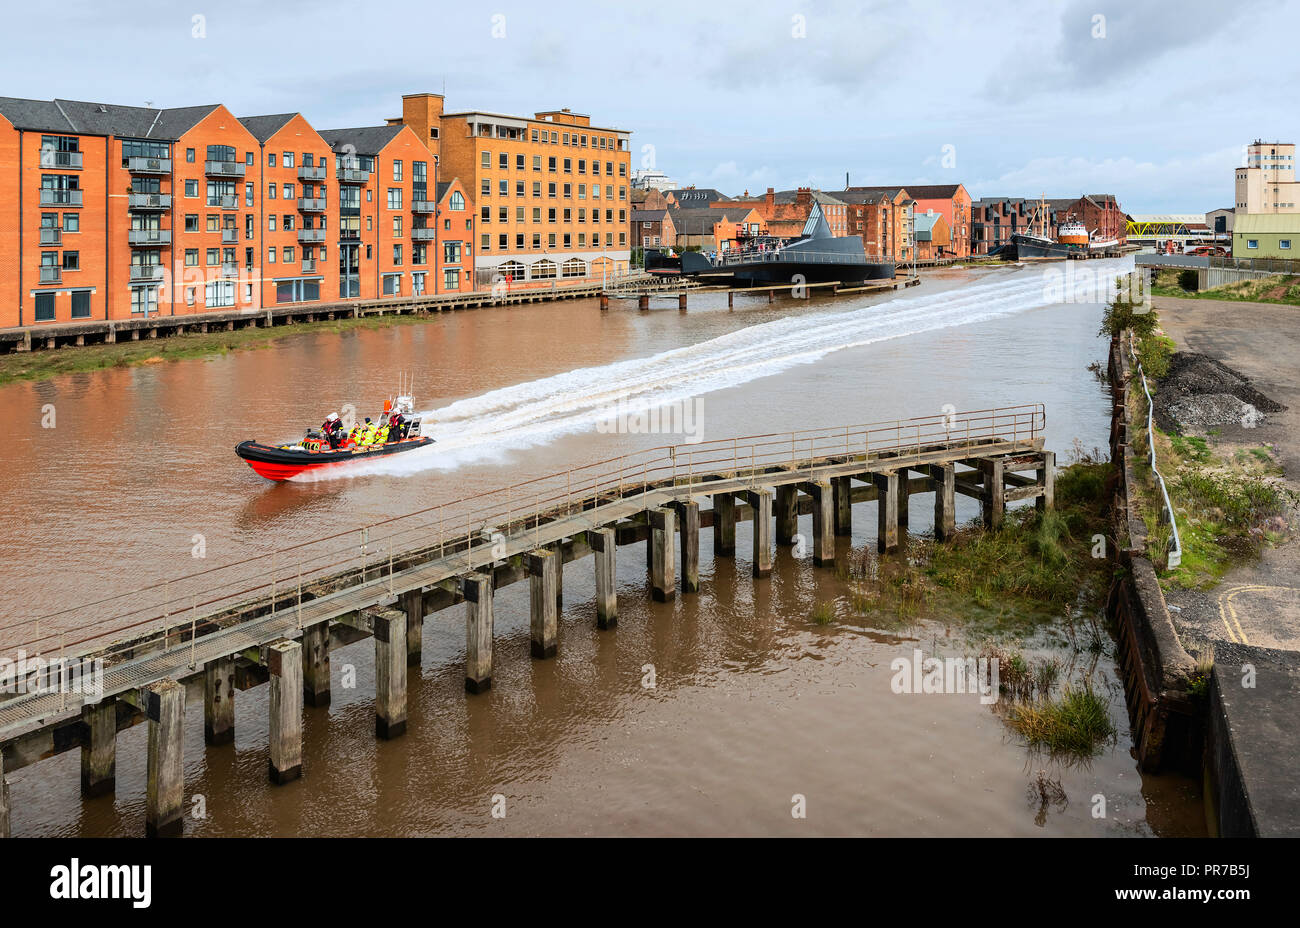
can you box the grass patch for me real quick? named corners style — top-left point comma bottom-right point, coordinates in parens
top-left (0, 311), bottom-right (445, 387)
top-left (810, 601), bottom-right (836, 626)
top-left (1005, 686), bottom-right (1116, 757)
top-left (1151, 269), bottom-right (1300, 307)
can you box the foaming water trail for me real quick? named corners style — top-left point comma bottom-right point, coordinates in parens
top-left (293, 259), bottom-right (1132, 481)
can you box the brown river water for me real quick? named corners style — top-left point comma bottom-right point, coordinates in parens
top-left (3, 259), bottom-right (1207, 836)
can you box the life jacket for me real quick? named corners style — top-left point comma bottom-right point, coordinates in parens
top-left (376, 426), bottom-right (390, 444)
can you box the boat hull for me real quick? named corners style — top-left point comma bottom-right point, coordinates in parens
top-left (1007, 233), bottom-right (1086, 260)
top-left (235, 437), bottom-right (434, 481)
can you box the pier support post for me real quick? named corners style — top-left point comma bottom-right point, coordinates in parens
top-left (677, 499), bottom-right (700, 594)
top-left (638, 293), bottom-right (649, 311)
top-left (648, 508), bottom-right (676, 602)
top-left (373, 610), bottom-right (407, 738)
top-left (145, 678), bottom-right (185, 838)
top-left (811, 481), bottom-right (835, 566)
top-left (930, 463), bottom-right (956, 542)
top-left (727, 290), bottom-right (734, 309)
top-left (1037, 451), bottom-right (1056, 513)
top-left (0, 753), bottom-right (8, 838)
top-left (713, 493), bottom-right (736, 556)
top-left (768, 289), bottom-right (775, 303)
top-left (678, 293), bottom-right (687, 311)
top-left (529, 550), bottom-right (559, 658)
top-left (80, 699), bottom-right (117, 798)
top-left (268, 639), bottom-right (303, 784)
top-left (203, 656), bottom-right (235, 745)
top-left (600, 294), bottom-right (609, 311)
top-left (775, 485), bottom-right (798, 545)
top-left (874, 471), bottom-right (900, 553)
top-left (748, 488), bottom-right (773, 577)
top-left (897, 468), bottom-right (910, 531)
top-left (402, 589), bottom-right (424, 667)
top-left (553, 543), bottom-right (564, 609)
top-left (980, 458), bottom-right (1005, 530)
top-left (302, 621), bottom-right (330, 707)
top-left (463, 573), bottom-right (494, 692)
top-left (833, 476), bottom-right (853, 537)
top-left (591, 528), bottom-right (617, 629)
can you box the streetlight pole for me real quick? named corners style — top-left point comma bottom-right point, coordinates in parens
top-left (432, 154), bottom-right (439, 296)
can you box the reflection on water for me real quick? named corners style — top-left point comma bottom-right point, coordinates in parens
top-left (2, 259), bottom-right (1205, 836)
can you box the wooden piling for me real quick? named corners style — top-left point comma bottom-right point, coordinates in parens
top-left (833, 475), bottom-right (853, 537)
top-left (775, 485), bottom-right (798, 545)
top-left (373, 609), bottom-right (407, 738)
top-left (145, 678), bottom-right (185, 837)
top-left (678, 499), bottom-right (700, 594)
top-left (897, 467), bottom-right (910, 531)
top-left (930, 463), bottom-right (956, 541)
top-left (402, 588), bottom-right (424, 667)
top-left (768, 289), bottom-right (775, 303)
top-left (749, 488), bottom-right (773, 577)
top-left (591, 528), bottom-right (617, 629)
top-left (874, 471), bottom-right (900, 553)
top-left (713, 493), bottom-right (736, 556)
top-left (0, 753), bottom-right (8, 838)
top-left (529, 549), bottom-right (559, 658)
top-left (727, 290), bottom-right (734, 309)
top-left (80, 699), bottom-right (117, 797)
top-left (810, 481), bottom-right (835, 566)
top-left (678, 293), bottom-right (687, 311)
top-left (649, 507), bottom-right (676, 602)
top-left (981, 458), bottom-right (1005, 529)
top-left (268, 639), bottom-right (303, 783)
top-left (638, 293), bottom-right (649, 311)
top-left (1037, 451), bottom-right (1056, 512)
top-left (301, 621), bottom-right (330, 707)
top-left (600, 294), bottom-right (609, 311)
top-left (463, 573), bottom-right (494, 692)
top-left (203, 656), bottom-right (235, 745)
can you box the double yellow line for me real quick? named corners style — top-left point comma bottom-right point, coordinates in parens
top-left (1216, 585), bottom-right (1299, 643)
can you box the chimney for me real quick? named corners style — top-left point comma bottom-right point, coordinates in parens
top-left (796, 187), bottom-right (811, 208)
top-left (765, 187), bottom-right (775, 212)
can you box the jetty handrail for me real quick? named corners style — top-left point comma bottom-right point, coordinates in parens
top-left (1128, 333), bottom-right (1182, 569)
top-left (3, 404), bottom-right (1044, 661)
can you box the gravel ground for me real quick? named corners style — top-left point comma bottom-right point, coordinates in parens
top-left (1152, 351), bottom-right (1285, 434)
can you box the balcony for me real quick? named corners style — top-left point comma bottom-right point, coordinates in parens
top-left (302, 259), bottom-right (318, 273)
top-left (205, 160), bottom-right (246, 178)
top-left (220, 262), bottom-right (240, 278)
top-left (129, 265), bottom-right (165, 283)
top-left (128, 229), bottom-right (172, 246)
top-left (41, 150), bottom-right (83, 169)
top-left (127, 156), bottom-right (171, 174)
top-left (39, 227), bottom-right (62, 245)
top-left (336, 162), bottom-right (370, 184)
top-left (299, 165), bottom-right (326, 181)
top-left (412, 199), bottom-right (435, 213)
top-left (207, 195), bottom-right (239, 210)
top-left (298, 197), bottom-right (326, 212)
top-left (39, 267), bottom-right (62, 284)
top-left (412, 227), bottom-right (436, 241)
top-left (298, 228), bottom-right (326, 243)
top-left (128, 192), bottom-right (171, 210)
top-left (40, 189), bottom-right (83, 207)
top-left (221, 229), bottom-right (238, 244)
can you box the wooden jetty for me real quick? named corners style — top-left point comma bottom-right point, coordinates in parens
top-left (0, 405), bottom-right (1051, 836)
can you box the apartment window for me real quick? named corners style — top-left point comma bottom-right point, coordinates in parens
top-left (515, 206), bottom-right (525, 223)
top-left (516, 181), bottom-right (525, 197)
top-left (499, 153), bottom-right (508, 170)
top-left (268, 183), bottom-right (277, 200)
top-left (245, 182), bottom-right (254, 206)
top-left (246, 151), bottom-right (254, 166)
top-left (64, 213), bottom-right (79, 232)
top-left (563, 233), bottom-right (571, 248)
top-left (268, 153), bottom-right (277, 168)
top-left (481, 206), bottom-right (491, 223)
top-left (515, 154), bottom-right (525, 171)
top-left (186, 148), bottom-right (195, 162)
top-left (444, 241), bottom-right (461, 263)
top-left (481, 233), bottom-right (490, 250)
top-left (532, 207), bottom-right (541, 223)
top-left (498, 234), bottom-right (508, 249)
top-left (1282, 240), bottom-right (1293, 249)
top-left (450, 191), bottom-right (465, 210)
top-left (283, 183), bottom-right (294, 200)
top-left (185, 248), bottom-right (199, 266)
top-left (563, 208), bottom-right (572, 222)
top-left (444, 218), bottom-right (451, 231)
top-left (268, 216), bottom-right (277, 231)
top-left (282, 246), bottom-right (294, 263)
top-left (578, 209), bottom-right (586, 223)
top-left (185, 179), bottom-right (199, 198)
top-left (562, 133), bottom-right (569, 145)
top-left (481, 151), bottom-right (491, 169)
top-left (592, 185), bottom-right (601, 199)
top-left (388, 188), bottom-right (402, 209)
top-left (393, 159), bottom-right (402, 181)
top-left (206, 248), bottom-right (219, 265)
top-left (285, 152), bottom-right (296, 168)
top-left (548, 156), bottom-right (557, 172)
top-left (62, 251), bottom-right (79, 270)
top-left (531, 129), bottom-right (539, 142)
top-left (34, 291), bottom-right (55, 322)
top-left (499, 179), bottom-right (508, 196)
top-left (548, 233), bottom-right (556, 247)
top-left (481, 179), bottom-right (491, 196)
top-left (578, 160), bottom-right (586, 174)
top-left (1247, 239), bottom-right (1259, 249)
top-left (563, 158), bottom-right (572, 173)
top-left (495, 206), bottom-right (506, 223)
top-left (413, 243), bottom-right (427, 265)
top-left (577, 233), bottom-right (586, 247)
top-left (548, 208), bottom-right (556, 223)
top-left (619, 164), bottom-right (627, 177)
top-left (533, 155), bottom-right (542, 171)
top-left (444, 269), bottom-right (459, 290)
top-left (549, 183), bottom-right (557, 198)
top-left (71, 291), bottom-right (90, 319)
top-left (268, 247), bottom-right (276, 263)
top-left (393, 244), bottom-right (402, 266)
top-left (283, 214), bottom-right (294, 231)
top-left (394, 215), bottom-right (405, 238)
top-left (578, 185), bottom-right (586, 200)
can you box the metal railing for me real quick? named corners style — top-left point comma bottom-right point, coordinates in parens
top-left (127, 156), bottom-right (171, 174)
top-left (128, 192), bottom-right (170, 210)
top-left (298, 165), bottom-right (326, 181)
top-left (128, 229), bottom-right (171, 245)
top-left (39, 189), bottom-right (82, 207)
top-left (0, 405), bottom-right (1044, 665)
top-left (1129, 332), bottom-right (1182, 569)
top-left (204, 160), bottom-right (246, 177)
top-left (1209, 255), bottom-right (1300, 274)
top-left (712, 248), bottom-right (894, 267)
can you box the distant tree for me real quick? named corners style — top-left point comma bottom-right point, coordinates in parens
top-left (1177, 269), bottom-right (1199, 292)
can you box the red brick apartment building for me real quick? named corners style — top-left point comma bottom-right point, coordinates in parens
top-left (903, 184), bottom-right (971, 258)
top-left (0, 91), bottom-right (623, 328)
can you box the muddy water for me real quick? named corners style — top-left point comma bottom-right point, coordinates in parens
top-left (2, 258), bottom-right (1206, 836)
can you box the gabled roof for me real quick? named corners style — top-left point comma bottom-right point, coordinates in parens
top-left (773, 189), bottom-right (846, 206)
top-left (668, 206), bottom-right (756, 234)
top-left (0, 96), bottom-right (217, 139)
top-left (666, 188), bottom-right (731, 204)
top-left (238, 113), bottom-right (298, 143)
top-left (632, 209), bottom-right (669, 222)
top-left (902, 184), bottom-right (965, 199)
top-left (319, 124), bottom-right (405, 155)
top-left (834, 186), bottom-right (909, 204)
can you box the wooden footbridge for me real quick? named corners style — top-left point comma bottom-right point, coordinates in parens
top-left (0, 404), bottom-right (1052, 836)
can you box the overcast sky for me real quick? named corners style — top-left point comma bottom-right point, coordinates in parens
top-left (5, 0), bottom-right (1297, 213)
